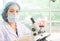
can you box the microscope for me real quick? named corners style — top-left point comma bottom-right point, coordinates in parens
top-left (30, 17), bottom-right (50, 41)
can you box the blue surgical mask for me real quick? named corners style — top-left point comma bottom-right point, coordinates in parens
top-left (7, 14), bottom-right (19, 22)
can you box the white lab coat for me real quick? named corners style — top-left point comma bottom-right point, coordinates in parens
top-left (0, 21), bottom-right (31, 41)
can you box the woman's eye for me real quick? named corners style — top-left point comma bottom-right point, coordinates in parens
top-left (10, 11), bottom-right (14, 12)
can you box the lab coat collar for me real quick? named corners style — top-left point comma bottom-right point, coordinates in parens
top-left (3, 21), bottom-right (18, 38)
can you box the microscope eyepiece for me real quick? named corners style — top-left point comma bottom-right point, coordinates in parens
top-left (31, 17), bottom-right (35, 24)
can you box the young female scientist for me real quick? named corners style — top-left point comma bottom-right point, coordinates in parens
top-left (0, 2), bottom-right (32, 41)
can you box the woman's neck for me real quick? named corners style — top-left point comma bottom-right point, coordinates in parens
top-left (7, 21), bottom-right (16, 32)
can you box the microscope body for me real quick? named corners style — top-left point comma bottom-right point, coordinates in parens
top-left (31, 23), bottom-right (48, 41)
top-left (31, 17), bottom-right (48, 41)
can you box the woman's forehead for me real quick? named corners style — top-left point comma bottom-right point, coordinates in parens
top-left (8, 5), bottom-right (20, 11)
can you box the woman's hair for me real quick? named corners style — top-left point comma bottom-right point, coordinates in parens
top-left (2, 2), bottom-right (20, 22)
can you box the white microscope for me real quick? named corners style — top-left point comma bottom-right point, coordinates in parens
top-left (30, 17), bottom-right (50, 41)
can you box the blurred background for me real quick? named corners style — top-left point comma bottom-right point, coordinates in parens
top-left (0, 0), bottom-right (60, 33)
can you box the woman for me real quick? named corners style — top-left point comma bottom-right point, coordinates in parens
top-left (0, 2), bottom-right (32, 41)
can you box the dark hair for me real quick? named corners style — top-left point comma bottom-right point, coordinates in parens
top-left (2, 2), bottom-right (20, 21)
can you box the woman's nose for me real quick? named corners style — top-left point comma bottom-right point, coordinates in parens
top-left (13, 12), bottom-right (17, 16)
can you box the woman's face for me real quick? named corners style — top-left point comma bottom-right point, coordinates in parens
top-left (7, 5), bottom-right (20, 16)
